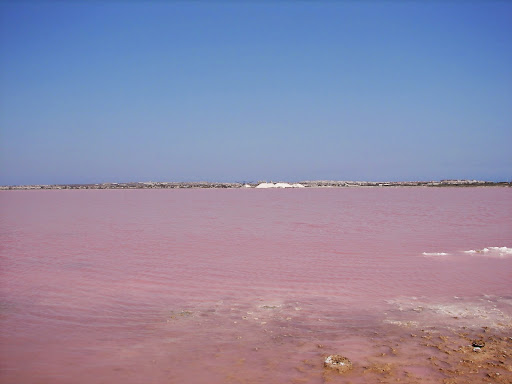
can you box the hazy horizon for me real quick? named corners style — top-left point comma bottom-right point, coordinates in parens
top-left (2, 177), bottom-right (511, 188)
top-left (1, 1), bottom-right (511, 185)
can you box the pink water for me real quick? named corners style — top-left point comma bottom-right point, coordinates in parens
top-left (1, 188), bottom-right (511, 383)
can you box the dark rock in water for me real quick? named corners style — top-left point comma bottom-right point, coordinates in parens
top-left (472, 339), bottom-right (485, 348)
top-left (324, 355), bottom-right (353, 373)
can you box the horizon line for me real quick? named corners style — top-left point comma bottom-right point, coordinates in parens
top-left (2, 179), bottom-right (512, 189)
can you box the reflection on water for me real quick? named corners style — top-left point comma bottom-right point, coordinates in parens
top-left (1, 188), bottom-right (511, 383)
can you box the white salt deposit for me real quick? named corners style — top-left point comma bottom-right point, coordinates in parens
top-left (255, 182), bottom-right (305, 189)
top-left (386, 296), bottom-right (512, 329)
top-left (464, 247), bottom-right (512, 257)
top-left (255, 183), bottom-right (275, 188)
top-left (486, 246), bottom-right (512, 254)
top-left (423, 247), bottom-right (512, 258)
top-left (383, 319), bottom-right (419, 327)
top-left (325, 356), bottom-right (347, 366)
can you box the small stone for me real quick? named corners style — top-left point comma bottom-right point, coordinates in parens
top-left (472, 339), bottom-right (485, 348)
top-left (324, 355), bottom-right (353, 373)
top-left (473, 347), bottom-right (481, 352)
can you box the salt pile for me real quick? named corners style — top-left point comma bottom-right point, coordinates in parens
top-left (255, 183), bottom-right (275, 188)
top-left (255, 182), bottom-right (305, 189)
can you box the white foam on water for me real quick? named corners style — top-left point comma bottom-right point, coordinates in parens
top-left (422, 252), bottom-right (449, 256)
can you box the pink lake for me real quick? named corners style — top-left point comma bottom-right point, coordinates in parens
top-left (1, 187), bottom-right (511, 383)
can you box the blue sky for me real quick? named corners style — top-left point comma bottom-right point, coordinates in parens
top-left (0, 1), bottom-right (511, 185)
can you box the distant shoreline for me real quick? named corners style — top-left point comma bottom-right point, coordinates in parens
top-left (1, 180), bottom-right (511, 190)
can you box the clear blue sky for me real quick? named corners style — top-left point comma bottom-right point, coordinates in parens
top-left (0, 1), bottom-right (511, 185)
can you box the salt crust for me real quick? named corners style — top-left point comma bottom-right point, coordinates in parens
top-left (422, 246), bottom-right (512, 258)
top-left (385, 296), bottom-right (512, 329)
top-left (464, 246), bottom-right (512, 257)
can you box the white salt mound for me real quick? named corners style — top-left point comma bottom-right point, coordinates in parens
top-left (255, 183), bottom-right (275, 188)
top-left (255, 182), bottom-right (305, 189)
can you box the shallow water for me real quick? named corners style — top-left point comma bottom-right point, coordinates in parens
top-left (1, 187), bottom-right (511, 383)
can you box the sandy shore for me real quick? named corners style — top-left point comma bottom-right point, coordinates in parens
top-left (320, 323), bottom-right (512, 383)
top-left (158, 296), bottom-right (512, 383)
